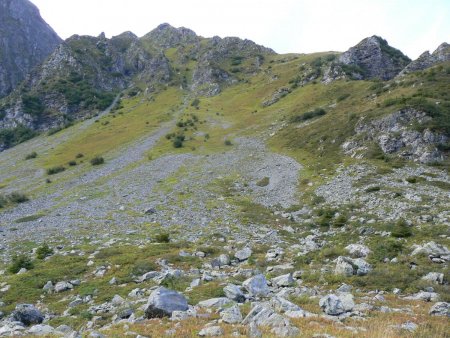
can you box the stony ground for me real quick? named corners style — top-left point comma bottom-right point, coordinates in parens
top-left (0, 95), bottom-right (449, 337)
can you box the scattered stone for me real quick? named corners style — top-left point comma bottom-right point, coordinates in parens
top-left (335, 256), bottom-right (371, 276)
top-left (223, 284), bottom-right (246, 303)
top-left (243, 274), bottom-right (270, 297)
top-left (27, 324), bottom-right (55, 336)
top-left (345, 244), bottom-right (370, 258)
top-left (144, 287), bottom-right (188, 318)
top-left (400, 321), bottom-right (418, 332)
top-left (429, 302), bottom-right (449, 316)
top-left (198, 297), bottom-right (233, 309)
top-left (54, 281), bottom-right (73, 293)
top-left (198, 325), bottom-right (224, 337)
top-left (270, 325), bottom-right (301, 337)
top-left (272, 273), bottom-right (294, 287)
top-left (422, 272), bottom-right (444, 284)
top-left (319, 294), bottom-right (355, 315)
top-left (404, 291), bottom-right (439, 302)
top-left (220, 304), bottom-right (242, 324)
top-left (235, 247), bottom-right (252, 261)
top-left (12, 304), bottom-right (44, 326)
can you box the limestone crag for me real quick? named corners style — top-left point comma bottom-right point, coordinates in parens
top-left (400, 42), bottom-right (450, 75)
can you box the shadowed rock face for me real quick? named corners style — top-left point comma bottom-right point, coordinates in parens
top-left (338, 36), bottom-right (411, 80)
top-left (0, 0), bottom-right (61, 97)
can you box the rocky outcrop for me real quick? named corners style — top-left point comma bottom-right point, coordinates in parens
top-left (142, 23), bottom-right (199, 49)
top-left (342, 108), bottom-right (448, 163)
top-left (0, 0), bottom-right (61, 98)
top-left (324, 36), bottom-right (410, 82)
top-left (400, 42), bottom-right (450, 75)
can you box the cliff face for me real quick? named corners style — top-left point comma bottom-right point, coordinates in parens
top-left (0, 0), bottom-right (62, 98)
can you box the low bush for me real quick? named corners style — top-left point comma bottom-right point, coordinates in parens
top-left (8, 255), bottom-right (33, 274)
top-left (24, 152), bottom-right (37, 160)
top-left (391, 219), bottom-right (413, 238)
top-left (290, 108), bottom-right (326, 123)
top-left (154, 233), bottom-right (170, 243)
top-left (256, 177), bottom-right (270, 187)
top-left (36, 243), bottom-right (54, 259)
top-left (8, 192), bottom-right (29, 204)
top-left (47, 166), bottom-right (65, 175)
top-left (90, 156), bottom-right (104, 166)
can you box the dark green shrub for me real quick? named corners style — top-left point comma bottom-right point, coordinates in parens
top-left (365, 186), bottom-right (381, 193)
top-left (68, 160), bottom-right (77, 166)
top-left (0, 195), bottom-right (7, 208)
top-left (75, 153), bottom-right (84, 158)
top-left (290, 108), bottom-right (326, 123)
top-left (191, 98), bottom-right (200, 107)
top-left (0, 125), bottom-right (37, 148)
top-left (22, 94), bottom-right (44, 116)
top-left (224, 139), bottom-right (232, 146)
top-left (391, 219), bottom-right (413, 238)
top-left (25, 152), bottom-right (37, 160)
top-left (333, 213), bottom-right (348, 227)
top-left (90, 156), bottom-right (104, 165)
top-left (370, 238), bottom-right (403, 262)
top-left (154, 233), bottom-right (170, 243)
top-left (8, 255), bottom-right (33, 274)
top-left (36, 243), bottom-right (54, 259)
top-left (47, 166), bottom-right (65, 175)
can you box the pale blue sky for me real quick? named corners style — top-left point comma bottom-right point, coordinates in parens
top-left (31, 0), bottom-right (450, 59)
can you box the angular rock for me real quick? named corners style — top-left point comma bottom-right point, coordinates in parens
top-left (54, 281), bottom-right (73, 293)
top-left (411, 241), bottom-right (450, 259)
top-left (242, 304), bottom-right (289, 328)
top-left (319, 294), bottom-right (355, 315)
top-left (198, 325), bottom-right (224, 337)
top-left (12, 304), bottom-right (44, 325)
top-left (235, 247), bottom-right (252, 261)
top-left (429, 302), bottom-right (449, 317)
top-left (243, 274), bottom-right (270, 297)
top-left (422, 272), bottom-right (444, 285)
top-left (271, 326), bottom-right (301, 337)
top-left (345, 244), bottom-right (370, 258)
top-left (27, 324), bottom-right (55, 336)
top-left (223, 284), bottom-right (246, 303)
top-left (144, 287), bottom-right (188, 318)
top-left (404, 291), bottom-right (439, 302)
top-left (270, 296), bottom-right (302, 313)
top-left (335, 256), bottom-right (371, 276)
top-left (220, 304), bottom-right (242, 324)
top-left (198, 297), bottom-right (233, 309)
top-left (272, 273), bottom-right (294, 287)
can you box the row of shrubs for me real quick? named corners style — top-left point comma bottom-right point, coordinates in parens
top-left (290, 108), bottom-right (327, 123)
top-left (46, 155), bottom-right (104, 175)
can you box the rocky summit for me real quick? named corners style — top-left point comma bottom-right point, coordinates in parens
top-left (0, 3), bottom-right (449, 338)
top-left (0, 0), bottom-right (61, 98)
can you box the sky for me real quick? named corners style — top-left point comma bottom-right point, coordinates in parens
top-left (30, 0), bottom-right (450, 59)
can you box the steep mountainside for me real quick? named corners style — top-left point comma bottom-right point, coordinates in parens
top-left (0, 20), bottom-right (449, 338)
top-left (0, 0), bottom-right (61, 98)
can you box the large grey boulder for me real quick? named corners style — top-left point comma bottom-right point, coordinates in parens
top-left (12, 304), bottom-right (44, 325)
top-left (429, 302), bottom-right (449, 317)
top-left (319, 293), bottom-right (355, 315)
top-left (242, 303), bottom-right (289, 327)
top-left (54, 281), bottom-right (73, 293)
top-left (223, 284), bottom-right (246, 303)
top-left (243, 274), bottom-right (270, 297)
top-left (144, 287), bottom-right (188, 318)
top-left (235, 247), bottom-right (252, 261)
top-left (270, 297), bottom-right (302, 313)
top-left (272, 273), bottom-right (294, 287)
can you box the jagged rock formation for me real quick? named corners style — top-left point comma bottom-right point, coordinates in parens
top-left (399, 42), bottom-right (450, 75)
top-left (342, 108), bottom-right (448, 163)
top-left (323, 36), bottom-right (410, 83)
top-left (0, 23), bottom-right (274, 136)
top-left (0, 0), bottom-right (61, 98)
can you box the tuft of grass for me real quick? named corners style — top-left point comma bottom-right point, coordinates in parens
top-left (36, 243), bottom-right (54, 260)
top-left (154, 233), bottom-right (170, 243)
top-left (8, 192), bottom-right (29, 204)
